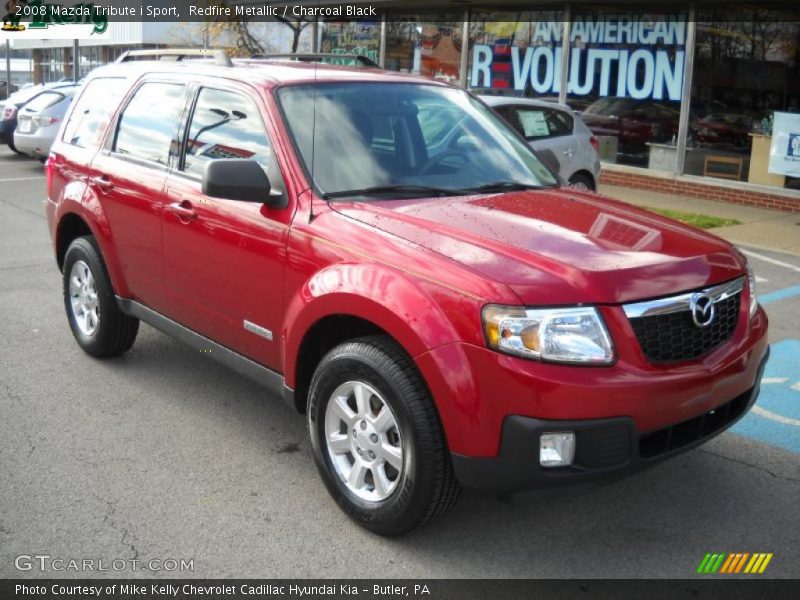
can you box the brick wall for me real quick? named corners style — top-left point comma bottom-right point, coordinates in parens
top-left (599, 169), bottom-right (800, 213)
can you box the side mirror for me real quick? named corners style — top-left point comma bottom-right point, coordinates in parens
top-left (202, 159), bottom-right (285, 208)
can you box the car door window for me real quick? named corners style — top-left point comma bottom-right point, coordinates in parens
top-left (62, 78), bottom-right (128, 149)
top-left (113, 82), bottom-right (186, 165)
top-left (182, 88), bottom-right (275, 180)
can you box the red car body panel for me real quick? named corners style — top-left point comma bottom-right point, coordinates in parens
top-left (45, 61), bottom-right (769, 469)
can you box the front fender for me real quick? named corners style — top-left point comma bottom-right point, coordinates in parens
top-left (282, 262), bottom-right (477, 388)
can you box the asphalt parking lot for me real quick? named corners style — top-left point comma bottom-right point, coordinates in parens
top-left (0, 146), bottom-right (798, 579)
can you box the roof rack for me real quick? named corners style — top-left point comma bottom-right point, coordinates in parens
top-left (116, 49), bottom-right (233, 68)
top-left (249, 53), bottom-right (380, 68)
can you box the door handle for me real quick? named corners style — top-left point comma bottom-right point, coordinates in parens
top-left (89, 174), bottom-right (114, 192)
top-left (168, 200), bottom-right (197, 222)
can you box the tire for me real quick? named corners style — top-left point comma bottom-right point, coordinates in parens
top-left (307, 335), bottom-right (460, 535)
top-left (62, 236), bottom-right (139, 358)
top-left (568, 172), bottom-right (595, 191)
top-left (8, 140), bottom-right (24, 155)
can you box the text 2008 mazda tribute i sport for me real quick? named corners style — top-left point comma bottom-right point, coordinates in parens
top-left (45, 50), bottom-right (769, 535)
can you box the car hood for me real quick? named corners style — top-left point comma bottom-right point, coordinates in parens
top-left (329, 189), bottom-right (745, 305)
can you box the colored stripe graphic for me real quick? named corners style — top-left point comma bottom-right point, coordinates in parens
top-left (697, 553), bottom-right (772, 574)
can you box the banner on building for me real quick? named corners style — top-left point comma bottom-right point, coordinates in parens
top-left (470, 14), bottom-right (686, 101)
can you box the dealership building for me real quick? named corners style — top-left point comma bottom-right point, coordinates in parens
top-left (4, 1), bottom-right (800, 211)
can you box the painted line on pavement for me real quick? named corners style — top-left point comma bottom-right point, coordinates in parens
top-left (0, 176), bottom-right (45, 182)
top-left (760, 285), bottom-right (800, 306)
top-left (742, 249), bottom-right (800, 273)
top-left (751, 406), bottom-right (800, 427)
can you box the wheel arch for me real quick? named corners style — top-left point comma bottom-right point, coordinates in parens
top-left (567, 169), bottom-right (597, 190)
top-left (54, 201), bottom-right (130, 297)
top-left (283, 264), bottom-right (467, 413)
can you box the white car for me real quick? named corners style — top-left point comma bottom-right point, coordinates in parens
top-left (481, 95), bottom-right (601, 190)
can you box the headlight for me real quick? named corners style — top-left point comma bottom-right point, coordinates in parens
top-left (482, 305), bottom-right (614, 364)
top-left (747, 263), bottom-right (759, 318)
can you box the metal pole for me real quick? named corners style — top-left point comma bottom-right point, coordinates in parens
top-left (378, 12), bottom-right (387, 69)
top-left (73, 39), bottom-right (79, 81)
top-left (5, 40), bottom-right (10, 100)
top-left (675, 5), bottom-right (696, 176)
top-left (459, 9), bottom-right (469, 88)
top-left (558, 4), bottom-right (571, 104)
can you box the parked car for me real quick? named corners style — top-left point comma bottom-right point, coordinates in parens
top-left (482, 95), bottom-right (601, 190)
top-left (14, 85), bottom-right (80, 160)
top-left (1, 80), bottom-right (20, 100)
top-left (46, 51), bottom-right (768, 535)
top-left (1, 81), bottom-right (79, 154)
top-left (690, 112), bottom-right (758, 149)
top-left (580, 97), bottom-right (680, 165)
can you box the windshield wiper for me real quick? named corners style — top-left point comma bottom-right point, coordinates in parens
top-left (322, 185), bottom-right (468, 200)
top-left (461, 181), bottom-right (547, 194)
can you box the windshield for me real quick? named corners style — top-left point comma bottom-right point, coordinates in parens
top-left (277, 82), bottom-right (557, 198)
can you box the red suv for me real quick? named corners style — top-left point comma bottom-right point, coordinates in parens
top-left (46, 51), bottom-right (769, 535)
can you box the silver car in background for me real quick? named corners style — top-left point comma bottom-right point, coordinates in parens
top-left (14, 85), bottom-right (80, 161)
top-left (481, 95), bottom-right (601, 190)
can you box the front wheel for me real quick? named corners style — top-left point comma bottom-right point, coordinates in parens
top-left (307, 336), bottom-right (460, 535)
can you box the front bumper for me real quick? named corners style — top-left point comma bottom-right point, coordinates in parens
top-left (451, 347), bottom-right (769, 494)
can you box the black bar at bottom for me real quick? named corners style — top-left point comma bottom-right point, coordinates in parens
top-left (1, 579), bottom-right (798, 600)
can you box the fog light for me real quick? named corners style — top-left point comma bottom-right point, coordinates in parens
top-left (540, 432), bottom-right (575, 467)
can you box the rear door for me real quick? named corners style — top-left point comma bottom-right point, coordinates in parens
top-left (50, 78), bottom-right (127, 206)
top-left (87, 80), bottom-right (189, 312)
top-left (161, 83), bottom-right (292, 369)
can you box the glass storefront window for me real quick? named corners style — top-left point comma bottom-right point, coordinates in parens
top-left (687, 8), bottom-right (800, 190)
top-left (320, 21), bottom-right (381, 64)
top-left (569, 7), bottom-right (689, 168)
top-left (466, 9), bottom-right (565, 97)
top-left (385, 15), bottom-right (463, 84)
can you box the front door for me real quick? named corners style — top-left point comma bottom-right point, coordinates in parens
top-left (161, 85), bottom-right (292, 370)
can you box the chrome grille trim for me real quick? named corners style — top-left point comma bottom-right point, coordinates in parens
top-left (622, 277), bottom-right (745, 319)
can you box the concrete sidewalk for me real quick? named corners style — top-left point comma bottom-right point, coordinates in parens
top-left (600, 184), bottom-right (800, 256)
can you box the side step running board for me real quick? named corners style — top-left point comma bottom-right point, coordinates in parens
top-left (116, 297), bottom-right (296, 410)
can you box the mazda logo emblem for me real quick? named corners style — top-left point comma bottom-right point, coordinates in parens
top-left (689, 292), bottom-right (716, 328)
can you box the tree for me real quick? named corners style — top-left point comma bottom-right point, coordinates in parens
top-left (274, 15), bottom-right (314, 53)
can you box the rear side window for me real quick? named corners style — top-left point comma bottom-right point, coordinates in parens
top-left (183, 87), bottom-right (273, 178)
top-left (24, 92), bottom-right (65, 113)
top-left (514, 107), bottom-right (573, 140)
top-left (62, 79), bottom-right (128, 149)
top-left (114, 82), bottom-right (186, 165)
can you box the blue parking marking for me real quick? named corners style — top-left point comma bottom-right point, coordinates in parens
top-left (760, 285), bottom-right (800, 306)
top-left (730, 339), bottom-right (800, 454)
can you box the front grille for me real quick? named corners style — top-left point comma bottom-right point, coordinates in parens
top-left (628, 290), bottom-right (741, 363)
top-left (639, 388), bottom-right (751, 459)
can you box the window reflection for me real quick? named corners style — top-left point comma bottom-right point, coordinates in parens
top-left (115, 82), bottom-right (185, 165)
top-left (184, 88), bottom-right (274, 178)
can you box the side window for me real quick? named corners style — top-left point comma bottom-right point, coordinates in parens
top-left (183, 88), bottom-right (274, 179)
top-left (515, 107), bottom-right (573, 140)
top-left (62, 78), bottom-right (128, 149)
top-left (113, 82), bottom-right (186, 165)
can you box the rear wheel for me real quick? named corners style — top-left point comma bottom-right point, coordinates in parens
top-left (307, 335), bottom-right (460, 535)
top-left (8, 140), bottom-right (23, 155)
top-left (63, 236), bottom-right (139, 358)
top-left (568, 172), bottom-right (595, 191)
